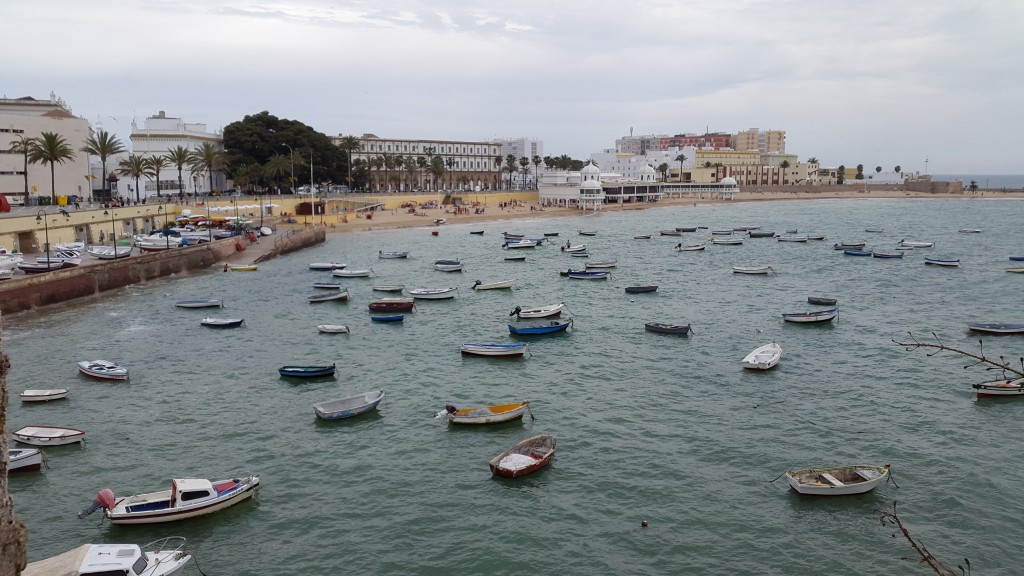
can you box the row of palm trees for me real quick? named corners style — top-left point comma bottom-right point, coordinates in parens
top-left (8, 130), bottom-right (226, 204)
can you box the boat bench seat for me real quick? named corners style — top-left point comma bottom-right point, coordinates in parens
top-left (854, 469), bottom-right (878, 482)
top-left (819, 472), bottom-right (845, 487)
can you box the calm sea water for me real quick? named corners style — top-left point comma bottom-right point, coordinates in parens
top-left (6, 198), bottom-right (1024, 575)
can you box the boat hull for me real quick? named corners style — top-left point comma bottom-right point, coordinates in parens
top-left (967, 323), bottom-right (1024, 334)
top-left (741, 342), bottom-right (782, 370)
top-left (20, 388), bottom-right (70, 402)
top-left (13, 426), bottom-right (86, 446)
top-left (460, 344), bottom-right (528, 358)
top-left (782, 308), bottom-right (838, 323)
top-left (107, 476), bottom-right (260, 524)
top-left (785, 465), bottom-right (889, 496)
top-left (8, 448), bottom-right (43, 472)
top-left (368, 299), bottom-right (415, 312)
top-left (514, 304), bottom-right (564, 318)
top-left (489, 434), bottom-right (556, 478)
top-left (448, 402), bottom-right (530, 424)
top-left (508, 319), bottom-right (572, 335)
top-left (314, 391), bottom-right (385, 419)
top-left (279, 365), bottom-right (337, 378)
top-left (973, 378), bottom-right (1024, 397)
top-left (644, 322), bottom-right (691, 335)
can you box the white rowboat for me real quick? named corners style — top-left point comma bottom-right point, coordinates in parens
top-left (13, 425), bottom-right (86, 446)
top-left (472, 279), bottom-right (513, 290)
top-left (317, 324), bottom-right (351, 334)
top-left (314, 390), bottom-right (385, 419)
top-left (20, 388), bottom-right (70, 402)
top-left (785, 464), bottom-right (890, 496)
top-left (741, 342), bottom-right (782, 370)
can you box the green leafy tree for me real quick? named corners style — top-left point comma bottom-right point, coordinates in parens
top-left (81, 130), bottom-right (126, 198)
top-left (116, 155), bottom-right (151, 202)
top-left (875, 166), bottom-right (882, 173)
top-left (165, 146), bottom-right (192, 198)
top-left (189, 142), bottom-right (226, 196)
top-left (221, 111), bottom-right (345, 187)
top-left (837, 164), bottom-right (846, 185)
top-left (855, 164), bottom-right (865, 180)
top-left (894, 165), bottom-right (902, 174)
top-left (145, 155), bottom-right (170, 198)
top-left (9, 135), bottom-right (36, 197)
top-left (27, 132), bottom-right (76, 204)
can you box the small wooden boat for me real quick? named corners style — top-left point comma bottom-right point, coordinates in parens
top-left (504, 256), bottom-right (527, 262)
top-left (711, 237), bottom-right (744, 245)
top-left (806, 234), bottom-right (826, 241)
top-left (502, 233), bottom-right (525, 239)
top-left (732, 266), bottom-right (773, 275)
top-left (473, 279), bottom-right (513, 290)
top-left (279, 364), bottom-right (336, 378)
top-left (1009, 256), bottom-right (1024, 262)
top-left (570, 252), bottom-right (590, 258)
top-left (776, 235), bottom-right (808, 242)
top-left (309, 262), bottom-right (346, 270)
top-left (543, 232), bottom-right (559, 237)
top-left (899, 240), bottom-right (934, 248)
top-left (924, 257), bottom-right (960, 267)
top-left (332, 268), bottom-right (373, 277)
top-left (20, 388), bottom-right (70, 402)
top-left (958, 228), bottom-right (982, 233)
top-left (833, 242), bottom-right (865, 250)
top-left (843, 249), bottom-right (873, 256)
top-left (409, 287), bottom-right (458, 299)
top-left (307, 289), bottom-right (349, 302)
top-left (502, 239), bottom-right (537, 249)
top-left (747, 230), bottom-right (776, 238)
top-left (675, 226), bottom-right (698, 233)
top-left (489, 434), bottom-right (556, 478)
top-left (710, 229), bottom-right (733, 235)
top-left (460, 343), bottom-right (528, 358)
top-left (372, 284), bottom-right (405, 292)
top-left (675, 242), bottom-right (707, 251)
top-left (659, 230), bottom-right (683, 236)
top-left (200, 317), bottom-right (244, 328)
top-left (785, 464), bottom-right (890, 496)
top-left (634, 235), bottom-right (652, 239)
top-left (371, 314), bottom-right (404, 323)
top-left (313, 281), bottom-right (344, 290)
top-left (317, 324), bottom-right (350, 334)
top-left (508, 318), bottom-right (573, 335)
top-left (782, 307), bottom-right (838, 323)
top-left (567, 270), bottom-right (609, 279)
top-left (22, 538), bottom-right (192, 576)
top-left (369, 297), bottom-right (415, 312)
top-left (86, 245), bottom-right (134, 259)
top-left (584, 260), bottom-right (617, 269)
top-left (644, 322), bottom-right (691, 335)
top-left (13, 425), bottom-right (86, 446)
top-left (972, 377), bottom-right (1024, 397)
top-left (865, 227), bottom-right (884, 233)
top-left (872, 251), bottom-right (904, 259)
top-left (174, 299), bottom-right (222, 308)
top-left (895, 245), bottom-right (914, 251)
top-left (512, 303), bottom-right (565, 319)
top-left (966, 323), bottom-right (1024, 334)
top-left (741, 342), bottom-right (782, 370)
top-left (17, 261), bottom-right (65, 274)
top-left (445, 401), bottom-right (531, 424)
top-left (227, 264), bottom-right (257, 271)
top-left (434, 262), bottom-right (464, 271)
top-left (470, 230), bottom-right (485, 235)
top-left (561, 243), bottom-right (588, 253)
top-left (1007, 267), bottom-right (1024, 273)
top-left (8, 448), bottom-right (44, 473)
top-left (577, 230), bottom-right (597, 236)
top-left (625, 285), bottom-right (657, 293)
top-left (807, 297), bottom-right (838, 306)
top-left (85, 476), bottom-right (259, 524)
top-left (378, 251), bottom-right (409, 259)
top-left (78, 359), bottom-right (129, 380)
top-left (314, 390), bottom-right (385, 419)
top-left (434, 218), bottom-right (446, 225)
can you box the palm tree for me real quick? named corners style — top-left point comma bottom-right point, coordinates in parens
top-left (504, 154), bottom-right (518, 190)
top-left (9, 135), bottom-right (36, 197)
top-left (532, 155), bottom-right (542, 189)
top-left (416, 156), bottom-right (427, 191)
top-left (264, 155), bottom-right (291, 191)
top-left (657, 163), bottom-right (669, 182)
top-left (81, 130), bottom-right (125, 199)
top-left (117, 155), bottom-right (151, 203)
top-left (894, 165), bottom-right (902, 174)
top-left (445, 157), bottom-right (455, 190)
top-left (404, 156), bottom-right (417, 192)
top-left (145, 155), bottom-right (171, 198)
top-left (336, 135), bottom-right (361, 189)
top-left (875, 166), bottom-right (883, 173)
top-left (837, 165), bottom-right (846, 185)
top-left (165, 146), bottom-right (192, 198)
top-left (380, 153), bottom-right (398, 192)
top-left (189, 142), bottom-right (226, 196)
top-left (27, 132), bottom-right (75, 204)
top-left (779, 160), bottom-right (791, 185)
top-left (674, 153), bottom-right (687, 182)
top-left (429, 156), bottom-right (446, 190)
top-left (807, 157), bottom-right (819, 164)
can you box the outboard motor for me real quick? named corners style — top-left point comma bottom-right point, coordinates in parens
top-left (78, 488), bottom-right (115, 519)
top-left (509, 306), bottom-right (521, 317)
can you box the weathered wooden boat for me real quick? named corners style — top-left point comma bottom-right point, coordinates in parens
top-left (20, 388), bottom-right (70, 402)
top-left (560, 243), bottom-right (588, 252)
top-left (78, 359), bottom-right (129, 380)
top-left (371, 314), bottom-right (404, 322)
top-left (843, 249), bottom-right (873, 256)
top-left (741, 342), bottom-right (782, 370)
top-left (13, 425), bottom-right (86, 446)
top-left (309, 262), bottom-right (346, 270)
top-left (782, 307), bottom-right (838, 323)
top-left (747, 230), bottom-right (776, 238)
top-left (625, 285), bottom-right (658, 293)
top-left (577, 230), bottom-right (597, 236)
top-left (86, 245), bottom-right (134, 259)
top-left (670, 226), bottom-right (696, 233)
top-left (966, 323), bottom-right (1024, 334)
top-left (972, 377), bottom-right (1024, 397)
top-left (21, 537), bottom-right (193, 576)
top-left (675, 242), bottom-right (707, 251)
top-left (313, 390), bottom-right (385, 419)
top-left (958, 228), bottom-right (983, 233)
top-left (732, 266), bottom-right (773, 275)
top-left (8, 448), bottom-right (44, 473)
top-left (473, 279), bottom-right (513, 290)
top-left (634, 234), bottom-right (652, 239)
top-left (434, 262), bottom-right (465, 271)
top-left (17, 261), bottom-right (66, 274)
top-left (807, 296), bottom-right (838, 306)
top-left (312, 281), bottom-right (344, 290)
top-left (317, 324), bottom-right (350, 334)
top-left (899, 240), bottom-right (934, 248)
top-left (307, 289), bottom-right (350, 302)
top-left (1007, 267), bottom-right (1024, 273)
top-left (924, 257), bottom-right (960, 267)
top-left (895, 245), bottom-right (915, 251)
top-left (785, 464), bottom-right (890, 496)
top-left (81, 476), bottom-right (260, 524)
top-left (644, 322), bottom-right (691, 335)
top-left (372, 284), bottom-right (405, 292)
top-left (511, 303), bottom-right (565, 319)
top-left (508, 318), bottom-right (573, 335)
top-left (710, 229), bottom-right (733, 235)
top-left (833, 242), bottom-right (866, 250)
top-left (445, 401), bottom-right (531, 424)
top-left (1009, 256), bottom-right (1024, 262)
top-left (378, 250), bottom-right (409, 259)
top-left (570, 252), bottom-right (589, 258)
top-left (409, 287), bottom-right (458, 299)
top-left (865, 227), bottom-right (884, 233)
top-left (470, 230), bottom-right (485, 235)
top-left (369, 297), bottom-right (415, 312)
top-left (278, 364), bottom-right (336, 378)
top-left (504, 256), bottom-right (527, 261)
top-left (200, 317), bottom-right (244, 328)
top-left (174, 298), bottom-right (223, 308)
top-left (332, 268), bottom-right (373, 277)
top-left (711, 237), bottom-right (744, 245)
top-left (584, 260), bottom-right (617, 269)
top-left (489, 434), bottom-right (556, 478)
top-left (659, 230), bottom-right (683, 236)
top-left (502, 233), bottom-right (525, 239)
top-left (543, 232), bottom-right (559, 237)
top-left (459, 343), bottom-right (529, 358)
top-left (776, 235), bottom-right (809, 242)
top-left (806, 234), bottom-right (826, 240)
top-left (872, 251), bottom-right (904, 259)
top-left (567, 270), bottom-right (610, 279)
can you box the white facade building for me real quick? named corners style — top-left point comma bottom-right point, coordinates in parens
top-left (590, 146), bottom-right (696, 180)
top-left (129, 111), bottom-right (224, 198)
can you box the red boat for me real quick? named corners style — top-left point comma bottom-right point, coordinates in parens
top-left (488, 434), bottom-right (556, 478)
top-left (368, 298), bottom-right (415, 312)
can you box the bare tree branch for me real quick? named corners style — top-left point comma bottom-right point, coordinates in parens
top-left (893, 332), bottom-right (1024, 378)
top-left (878, 501), bottom-right (964, 575)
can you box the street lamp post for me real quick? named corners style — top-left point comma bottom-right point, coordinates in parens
top-left (157, 206), bottom-right (169, 250)
top-left (103, 209), bottom-right (117, 251)
top-left (205, 203), bottom-right (212, 243)
top-left (192, 174), bottom-right (198, 197)
top-left (35, 209), bottom-right (51, 269)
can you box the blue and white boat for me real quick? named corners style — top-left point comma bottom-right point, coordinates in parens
top-left (371, 314), bottom-right (405, 323)
top-left (872, 251), bottom-right (904, 259)
top-left (200, 317), bottom-right (244, 328)
top-left (508, 318), bottom-right (573, 335)
top-left (279, 364), bottom-right (336, 378)
top-left (967, 323), bottom-right (1024, 334)
top-left (843, 249), bottom-right (872, 256)
top-left (174, 298), bottom-right (223, 308)
top-left (924, 257), bottom-right (960, 267)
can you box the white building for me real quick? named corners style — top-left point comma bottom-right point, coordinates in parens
top-left (129, 111), bottom-right (224, 198)
top-left (590, 146), bottom-right (696, 180)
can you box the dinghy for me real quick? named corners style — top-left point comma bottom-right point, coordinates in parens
top-left (472, 279), bottom-right (513, 290)
top-left (20, 388), bottom-right (70, 402)
top-left (741, 342), bottom-right (782, 370)
top-left (368, 297), bottom-right (415, 312)
top-left (317, 324), bottom-right (350, 334)
top-left (972, 377), bottom-right (1024, 397)
top-left (489, 434), bottom-right (556, 478)
top-left (782, 307), bottom-right (838, 323)
top-left (511, 303), bottom-right (565, 319)
top-left (332, 268), bottom-right (373, 277)
top-left (313, 390), bottom-right (385, 419)
top-left (732, 266), bottom-right (773, 275)
top-left (79, 476), bottom-right (260, 524)
top-left (21, 537), bottom-right (193, 576)
top-left (279, 364), bottom-right (336, 378)
top-left (444, 401), bottom-right (531, 424)
top-left (459, 343), bottom-right (528, 358)
top-left (78, 359), bottom-right (129, 380)
top-left (174, 299), bottom-right (222, 308)
top-left (7, 448), bottom-right (44, 472)
top-left (409, 287), bottom-right (458, 299)
top-left (200, 317), bottom-right (244, 328)
top-left (13, 425), bottom-right (86, 446)
top-left (644, 322), bottom-right (691, 335)
top-left (784, 464), bottom-right (890, 496)
top-left (307, 289), bottom-right (350, 302)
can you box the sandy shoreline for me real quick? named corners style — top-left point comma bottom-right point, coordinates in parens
top-left (286, 189), bottom-right (1024, 236)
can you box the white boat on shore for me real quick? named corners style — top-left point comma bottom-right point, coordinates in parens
top-left (22, 537), bottom-right (193, 576)
top-left (87, 245), bottom-right (134, 259)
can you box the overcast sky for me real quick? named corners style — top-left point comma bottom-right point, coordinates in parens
top-left (5, 1), bottom-right (1022, 174)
